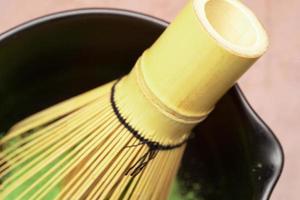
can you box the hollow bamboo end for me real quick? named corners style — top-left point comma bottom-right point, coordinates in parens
top-left (128, 0), bottom-right (270, 124)
top-left (193, 0), bottom-right (269, 58)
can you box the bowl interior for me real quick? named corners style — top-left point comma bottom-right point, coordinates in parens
top-left (0, 9), bottom-right (283, 200)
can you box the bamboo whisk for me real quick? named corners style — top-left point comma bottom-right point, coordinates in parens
top-left (0, 0), bottom-right (268, 199)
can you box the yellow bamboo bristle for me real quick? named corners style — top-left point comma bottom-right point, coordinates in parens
top-left (0, 81), bottom-right (187, 199)
top-left (0, 0), bottom-right (268, 199)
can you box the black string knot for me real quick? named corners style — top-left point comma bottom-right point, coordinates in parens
top-left (110, 80), bottom-right (188, 176)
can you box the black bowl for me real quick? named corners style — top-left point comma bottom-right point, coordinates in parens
top-left (0, 9), bottom-right (283, 200)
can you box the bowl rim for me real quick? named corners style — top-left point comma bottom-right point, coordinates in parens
top-left (233, 85), bottom-right (284, 200)
top-left (0, 8), bottom-right (284, 200)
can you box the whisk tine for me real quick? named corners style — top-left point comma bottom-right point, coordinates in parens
top-left (16, 83), bottom-right (111, 125)
top-left (27, 111), bottom-right (117, 199)
top-left (57, 125), bottom-right (126, 199)
top-left (2, 83), bottom-right (112, 144)
top-left (1, 102), bottom-right (110, 180)
top-left (80, 138), bottom-right (138, 199)
top-left (90, 140), bottom-right (148, 199)
top-left (1, 101), bottom-right (108, 168)
top-left (14, 111), bottom-right (115, 200)
top-left (0, 78), bottom-right (192, 200)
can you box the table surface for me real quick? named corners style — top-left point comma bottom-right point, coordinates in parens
top-left (0, 0), bottom-right (299, 199)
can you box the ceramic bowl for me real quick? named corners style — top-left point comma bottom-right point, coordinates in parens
top-left (0, 9), bottom-right (283, 200)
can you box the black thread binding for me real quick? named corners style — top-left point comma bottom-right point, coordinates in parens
top-left (110, 80), bottom-right (188, 176)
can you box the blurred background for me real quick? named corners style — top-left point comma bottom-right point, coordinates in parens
top-left (0, 0), bottom-right (298, 199)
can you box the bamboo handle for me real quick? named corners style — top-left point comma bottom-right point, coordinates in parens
top-left (139, 0), bottom-right (268, 118)
top-left (115, 0), bottom-right (269, 145)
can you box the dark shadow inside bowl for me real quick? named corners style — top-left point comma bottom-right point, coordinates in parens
top-left (0, 9), bottom-right (283, 200)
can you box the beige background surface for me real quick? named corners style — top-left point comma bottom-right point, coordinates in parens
top-left (0, 0), bottom-right (298, 199)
